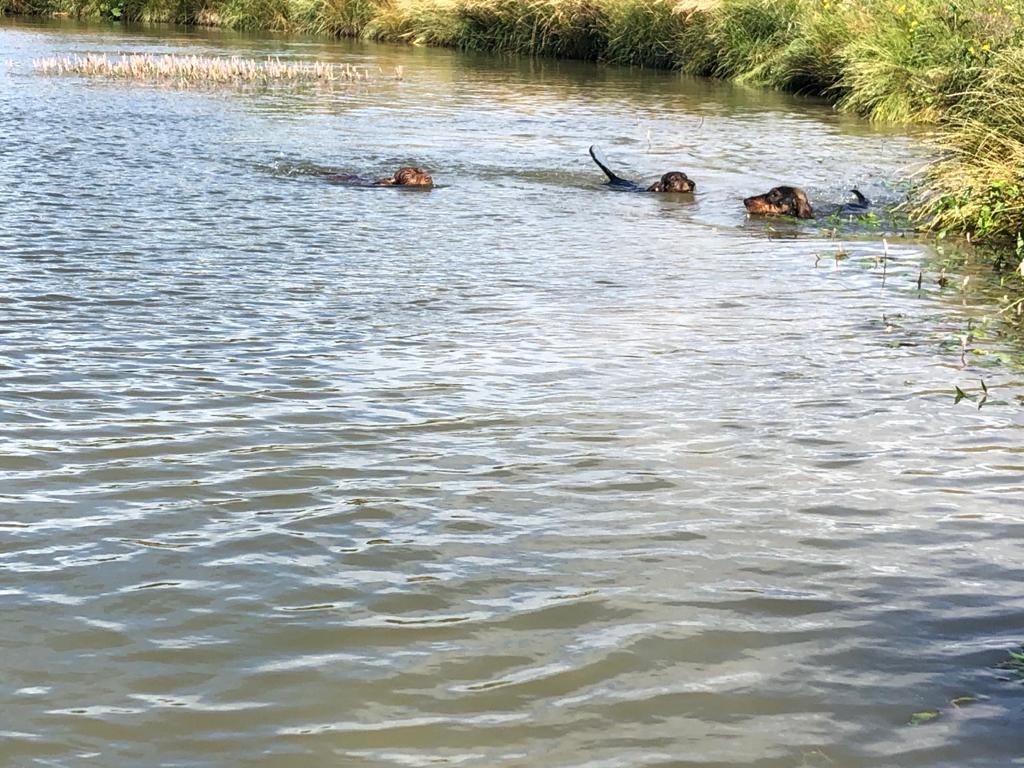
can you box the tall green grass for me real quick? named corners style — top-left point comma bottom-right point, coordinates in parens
top-left (602, 0), bottom-right (685, 68)
top-left (913, 44), bottom-right (1024, 243)
top-left (363, 0), bottom-right (465, 47)
top-left (705, 0), bottom-right (799, 85)
top-left (454, 0), bottom-right (608, 59)
top-left (296, 0), bottom-right (378, 38)
top-left (838, 0), bottom-right (1004, 123)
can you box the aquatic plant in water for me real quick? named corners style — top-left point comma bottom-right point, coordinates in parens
top-left (1001, 647), bottom-right (1024, 678)
top-left (32, 53), bottom-right (403, 86)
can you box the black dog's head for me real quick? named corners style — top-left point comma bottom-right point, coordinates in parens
top-left (743, 186), bottom-right (814, 219)
top-left (648, 172), bottom-right (696, 194)
top-left (375, 167), bottom-right (433, 187)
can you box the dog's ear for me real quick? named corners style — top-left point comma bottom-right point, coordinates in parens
top-left (795, 192), bottom-right (814, 219)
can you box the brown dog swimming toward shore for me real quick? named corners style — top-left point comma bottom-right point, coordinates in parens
top-left (590, 146), bottom-right (695, 193)
top-left (744, 187), bottom-right (872, 219)
top-left (743, 186), bottom-right (814, 219)
top-left (327, 166), bottom-right (433, 187)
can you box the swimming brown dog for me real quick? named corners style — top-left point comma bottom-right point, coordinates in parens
top-left (744, 187), bottom-right (873, 219)
top-left (743, 186), bottom-right (814, 219)
top-left (376, 167), bottom-right (433, 187)
top-left (327, 166), bottom-right (433, 187)
top-left (589, 146), bottom-right (695, 193)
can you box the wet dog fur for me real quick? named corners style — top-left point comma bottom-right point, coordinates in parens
top-left (648, 172), bottom-right (697, 193)
top-left (327, 166), bottom-right (433, 187)
top-left (743, 186), bottom-right (814, 219)
top-left (841, 189), bottom-right (871, 214)
top-left (375, 167), bottom-right (433, 187)
top-left (744, 187), bottom-right (873, 220)
top-left (589, 146), bottom-right (695, 193)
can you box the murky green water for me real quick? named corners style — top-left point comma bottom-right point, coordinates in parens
top-left (2, 17), bottom-right (1023, 768)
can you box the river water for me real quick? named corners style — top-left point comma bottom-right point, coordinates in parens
top-left (2, 17), bottom-right (1023, 768)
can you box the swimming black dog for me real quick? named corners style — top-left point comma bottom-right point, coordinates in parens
top-left (589, 146), bottom-right (696, 193)
top-left (840, 189), bottom-right (871, 215)
top-left (743, 187), bottom-right (870, 220)
top-left (326, 166), bottom-right (433, 187)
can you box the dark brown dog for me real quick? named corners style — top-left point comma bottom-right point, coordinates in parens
top-left (743, 186), bottom-right (814, 219)
top-left (648, 171), bottom-right (696, 193)
top-left (327, 166), bottom-right (433, 187)
top-left (590, 146), bottom-right (695, 194)
top-left (374, 167), bottom-right (433, 187)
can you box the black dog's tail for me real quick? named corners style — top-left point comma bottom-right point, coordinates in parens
top-left (849, 189), bottom-right (871, 208)
top-left (589, 145), bottom-right (630, 185)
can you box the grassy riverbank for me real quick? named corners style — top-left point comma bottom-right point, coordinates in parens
top-left (7, 0), bottom-right (1024, 277)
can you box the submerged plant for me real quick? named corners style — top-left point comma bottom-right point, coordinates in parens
top-left (1004, 647), bottom-right (1024, 677)
top-left (909, 709), bottom-right (940, 725)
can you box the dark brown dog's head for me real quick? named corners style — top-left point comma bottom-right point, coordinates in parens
top-left (743, 186), bottom-right (814, 219)
top-left (648, 172), bottom-right (696, 194)
top-left (375, 167), bottom-right (433, 187)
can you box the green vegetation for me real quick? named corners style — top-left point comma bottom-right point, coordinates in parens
top-left (1003, 647), bottom-right (1024, 677)
top-left (6, 0), bottom-right (1024, 285)
top-left (912, 44), bottom-right (1024, 241)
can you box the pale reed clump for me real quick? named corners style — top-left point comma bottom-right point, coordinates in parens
top-left (32, 53), bottom-right (403, 86)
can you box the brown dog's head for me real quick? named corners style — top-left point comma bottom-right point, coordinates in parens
top-left (375, 166), bottom-right (433, 187)
top-left (743, 186), bottom-right (814, 219)
top-left (648, 172), bottom-right (696, 194)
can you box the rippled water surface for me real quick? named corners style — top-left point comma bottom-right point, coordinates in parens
top-left (2, 18), bottom-right (1024, 768)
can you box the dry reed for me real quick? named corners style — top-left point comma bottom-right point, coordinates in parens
top-left (32, 53), bottom-right (401, 85)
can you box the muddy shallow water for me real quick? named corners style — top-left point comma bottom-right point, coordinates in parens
top-left (2, 18), bottom-right (1024, 768)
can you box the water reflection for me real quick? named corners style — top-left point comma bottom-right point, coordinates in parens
top-left (2, 16), bottom-right (1024, 768)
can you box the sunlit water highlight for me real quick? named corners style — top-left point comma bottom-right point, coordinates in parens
top-left (2, 17), bottom-right (1024, 768)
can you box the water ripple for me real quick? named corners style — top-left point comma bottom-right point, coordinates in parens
top-left (3, 17), bottom-right (1024, 768)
